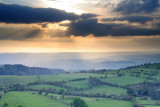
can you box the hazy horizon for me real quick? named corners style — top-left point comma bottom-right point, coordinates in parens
top-left (1, 51), bottom-right (160, 70)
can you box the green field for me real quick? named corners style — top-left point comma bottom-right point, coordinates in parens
top-left (28, 84), bottom-right (65, 91)
top-left (39, 93), bottom-right (132, 107)
top-left (81, 97), bottom-right (132, 107)
top-left (1, 63), bottom-right (160, 107)
top-left (0, 73), bottom-right (104, 85)
top-left (0, 92), bottom-right (133, 107)
top-left (39, 73), bottom-right (104, 82)
top-left (101, 76), bottom-right (150, 86)
top-left (86, 99), bottom-right (132, 107)
top-left (136, 97), bottom-right (160, 107)
top-left (83, 85), bottom-right (127, 95)
top-left (0, 76), bottom-right (37, 85)
top-left (0, 92), bottom-right (67, 107)
top-left (60, 97), bottom-right (132, 107)
top-left (65, 80), bottom-right (89, 88)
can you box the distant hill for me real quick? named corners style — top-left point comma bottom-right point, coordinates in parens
top-left (0, 64), bottom-right (65, 76)
top-left (122, 63), bottom-right (160, 70)
top-left (0, 52), bottom-right (160, 70)
top-left (98, 61), bottom-right (137, 69)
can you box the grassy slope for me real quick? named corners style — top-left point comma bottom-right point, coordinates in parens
top-left (0, 92), bottom-right (132, 107)
top-left (1, 64), bottom-right (160, 107)
top-left (136, 98), bottom-right (160, 107)
top-left (39, 73), bottom-right (104, 82)
top-left (48, 94), bottom-right (132, 107)
top-left (83, 85), bottom-right (127, 95)
top-left (82, 97), bottom-right (132, 107)
top-left (0, 92), bottom-right (67, 107)
top-left (86, 99), bottom-right (132, 107)
top-left (65, 80), bottom-right (89, 88)
top-left (0, 76), bottom-right (37, 85)
top-left (28, 84), bottom-right (65, 91)
top-left (0, 73), bottom-right (104, 85)
top-left (101, 76), bottom-right (150, 86)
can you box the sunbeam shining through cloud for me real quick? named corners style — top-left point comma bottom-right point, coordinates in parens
top-left (0, 0), bottom-right (160, 53)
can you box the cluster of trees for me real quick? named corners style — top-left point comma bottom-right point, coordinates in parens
top-left (131, 97), bottom-right (145, 107)
top-left (127, 82), bottom-right (160, 100)
top-left (129, 74), bottom-right (159, 81)
top-left (69, 78), bottom-right (86, 82)
top-left (122, 63), bottom-right (160, 70)
top-left (71, 98), bottom-right (88, 107)
top-left (88, 77), bottom-right (101, 87)
top-left (79, 69), bottom-right (113, 74)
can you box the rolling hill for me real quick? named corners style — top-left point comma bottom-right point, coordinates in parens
top-left (0, 64), bottom-right (65, 76)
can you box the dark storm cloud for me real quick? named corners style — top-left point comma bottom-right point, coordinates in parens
top-left (0, 3), bottom-right (79, 23)
top-left (115, 0), bottom-right (160, 14)
top-left (80, 13), bottom-right (98, 19)
top-left (67, 19), bottom-right (160, 37)
top-left (0, 3), bottom-right (98, 24)
top-left (101, 16), bottom-right (160, 24)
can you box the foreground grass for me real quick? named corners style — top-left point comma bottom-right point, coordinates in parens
top-left (48, 94), bottom-right (132, 107)
top-left (0, 91), bottom-right (132, 107)
top-left (86, 99), bottom-right (132, 107)
top-left (0, 92), bottom-right (67, 107)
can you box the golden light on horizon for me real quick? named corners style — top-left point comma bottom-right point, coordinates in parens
top-left (0, 36), bottom-right (160, 53)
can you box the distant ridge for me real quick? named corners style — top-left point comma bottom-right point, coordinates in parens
top-left (121, 63), bottom-right (160, 70)
top-left (0, 64), bottom-right (65, 76)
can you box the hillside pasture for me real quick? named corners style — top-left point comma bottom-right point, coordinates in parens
top-left (0, 73), bottom-right (104, 85)
top-left (83, 85), bottom-right (127, 95)
top-left (65, 80), bottom-right (89, 88)
top-left (101, 76), bottom-right (150, 86)
top-left (0, 76), bottom-right (37, 85)
top-left (83, 97), bottom-right (132, 107)
top-left (39, 73), bottom-right (104, 82)
top-left (28, 84), bottom-right (66, 91)
top-left (136, 97), bottom-right (160, 107)
top-left (0, 92), bottom-right (67, 107)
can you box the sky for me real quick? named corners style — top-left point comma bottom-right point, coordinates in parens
top-left (0, 0), bottom-right (160, 53)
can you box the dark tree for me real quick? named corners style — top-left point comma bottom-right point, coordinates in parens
top-left (88, 77), bottom-right (101, 87)
top-left (45, 92), bottom-right (48, 96)
top-left (72, 98), bottom-right (88, 107)
top-left (3, 103), bottom-right (8, 107)
top-left (59, 89), bottom-right (65, 94)
top-left (38, 91), bottom-right (42, 95)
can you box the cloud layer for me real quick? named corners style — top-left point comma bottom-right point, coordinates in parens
top-left (115, 0), bottom-right (160, 14)
top-left (101, 16), bottom-right (158, 24)
top-left (67, 0), bottom-right (160, 37)
top-left (68, 19), bottom-right (160, 37)
top-left (0, 3), bottom-right (79, 23)
top-left (0, 0), bottom-right (160, 38)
